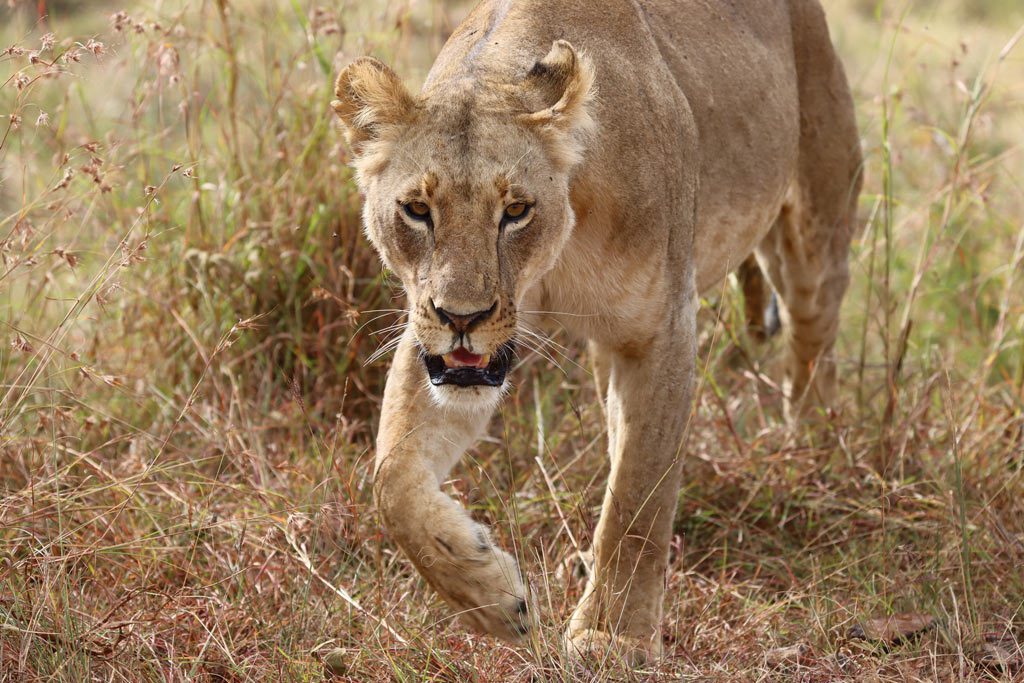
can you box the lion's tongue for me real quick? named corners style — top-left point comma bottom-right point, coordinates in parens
top-left (444, 348), bottom-right (489, 369)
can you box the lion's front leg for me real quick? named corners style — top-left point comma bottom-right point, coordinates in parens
top-left (566, 296), bottom-right (697, 664)
top-left (373, 331), bottom-right (531, 641)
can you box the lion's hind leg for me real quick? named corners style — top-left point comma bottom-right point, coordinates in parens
top-left (756, 196), bottom-right (852, 419)
top-left (756, 0), bottom-right (863, 420)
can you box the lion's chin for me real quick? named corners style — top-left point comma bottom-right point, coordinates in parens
top-left (426, 381), bottom-right (509, 414)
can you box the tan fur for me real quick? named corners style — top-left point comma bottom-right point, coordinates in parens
top-left (332, 0), bottom-right (861, 664)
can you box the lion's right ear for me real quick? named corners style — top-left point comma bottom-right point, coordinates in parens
top-left (332, 57), bottom-right (416, 155)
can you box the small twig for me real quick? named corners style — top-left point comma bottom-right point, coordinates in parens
top-left (534, 455), bottom-right (580, 552)
top-left (283, 528), bottom-right (408, 645)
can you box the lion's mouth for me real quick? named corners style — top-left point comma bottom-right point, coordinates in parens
top-left (424, 343), bottom-right (516, 387)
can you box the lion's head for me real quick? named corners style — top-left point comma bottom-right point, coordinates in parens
top-left (332, 40), bottom-right (595, 410)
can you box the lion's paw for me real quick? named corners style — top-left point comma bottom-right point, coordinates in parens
top-left (424, 530), bottom-right (533, 641)
top-left (564, 626), bottom-right (661, 668)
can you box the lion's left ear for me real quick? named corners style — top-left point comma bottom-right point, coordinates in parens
top-left (519, 40), bottom-right (596, 168)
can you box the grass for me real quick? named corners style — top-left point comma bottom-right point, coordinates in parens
top-left (1, 0), bottom-right (1023, 680)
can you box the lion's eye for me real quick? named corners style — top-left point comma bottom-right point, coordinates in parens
top-left (503, 202), bottom-right (529, 222)
top-left (403, 201), bottom-right (431, 221)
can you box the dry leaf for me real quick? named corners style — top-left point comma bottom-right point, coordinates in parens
top-left (971, 633), bottom-right (1023, 674)
top-left (848, 612), bottom-right (936, 644)
top-left (766, 642), bottom-right (811, 666)
top-left (323, 647), bottom-right (349, 677)
top-left (555, 548), bottom-right (593, 586)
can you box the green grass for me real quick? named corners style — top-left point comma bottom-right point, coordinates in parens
top-left (2, 0), bottom-right (1023, 680)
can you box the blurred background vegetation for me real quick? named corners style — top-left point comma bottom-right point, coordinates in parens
top-left (1, 0), bottom-right (1023, 680)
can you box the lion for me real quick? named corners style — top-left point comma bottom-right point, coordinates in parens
top-left (331, 0), bottom-right (862, 664)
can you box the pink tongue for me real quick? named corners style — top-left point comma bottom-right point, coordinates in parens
top-left (451, 347), bottom-right (484, 366)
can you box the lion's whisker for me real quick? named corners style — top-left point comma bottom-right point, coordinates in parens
top-left (355, 311), bottom-right (408, 336)
top-left (519, 309), bottom-right (599, 318)
top-left (512, 332), bottom-right (566, 376)
top-left (516, 322), bottom-right (575, 356)
top-left (516, 322), bottom-right (587, 374)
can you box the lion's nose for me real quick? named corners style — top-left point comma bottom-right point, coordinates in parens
top-left (432, 300), bottom-right (497, 335)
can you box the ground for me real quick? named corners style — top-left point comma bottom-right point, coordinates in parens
top-left (1, 0), bottom-right (1023, 680)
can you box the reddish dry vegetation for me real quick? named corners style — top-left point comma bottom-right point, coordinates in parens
top-left (1, 0), bottom-right (1023, 681)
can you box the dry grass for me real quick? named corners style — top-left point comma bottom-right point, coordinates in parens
top-left (1, 0), bottom-right (1023, 680)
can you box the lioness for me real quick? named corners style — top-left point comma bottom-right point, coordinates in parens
top-left (331, 0), bottom-right (861, 663)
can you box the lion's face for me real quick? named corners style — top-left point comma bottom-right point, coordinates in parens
top-left (361, 116), bottom-right (576, 408)
top-left (333, 42), bottom-right (594, 409)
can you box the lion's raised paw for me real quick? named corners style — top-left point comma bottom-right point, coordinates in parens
top-left (426, 534), bottom-right (533, 641)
